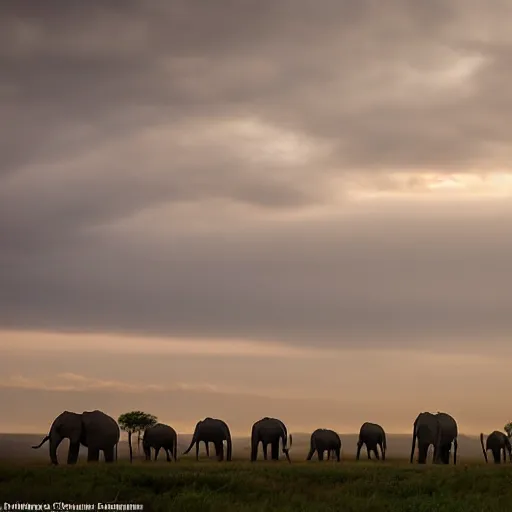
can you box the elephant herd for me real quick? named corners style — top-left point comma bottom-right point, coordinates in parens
top-left (32, 409), bottom-right (512, 466)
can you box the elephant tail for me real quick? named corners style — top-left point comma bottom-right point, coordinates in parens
top-left (32, 435), bottom-right (50, 449)
top-left (480, 433), bottom-right (488, 463)
top-left (382, 431), bottom-right (387, 452)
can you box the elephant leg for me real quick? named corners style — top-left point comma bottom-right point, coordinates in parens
top-left (87, 447), bottom-right (100, 462)
top-left (215, 441), bottom-right (224, 461)
top-left (205, 441), bottom-right (210, 457)
top-left (195, 442), bottom-right (199, 461)
top-left (367, 446), bottom-right (371, 460)
top-left (335, 447), bottom-right (341, 462)
top-left (318, 449), bottom-right (324, 461)
top-left (418, 443), bottom-right (428, 464)
top-left (251, 440), bottom-right (259, 462)
top-left (104, 446), bottom-right (115, 463)
top-left (263, 442), bottom-right (268, 460)
top-left (155, 447), bottom-right (161, 461)
top-left (67, 441), bottom-right (80, 465)
top-left (165, 448), bottom-right (171, 462)
top-left (271, 441), bottom-right (279, 461)
top-left (356, 441), bottom-right (363, 461)
top-left (327, 449), bottom-right (331, 461)
top-left (373, 447), bottom-right (380, 460)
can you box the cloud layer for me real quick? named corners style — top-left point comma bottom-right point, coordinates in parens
top-left (2, 1), bottom-right (512, 433)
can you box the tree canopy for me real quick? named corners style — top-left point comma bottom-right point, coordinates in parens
top-left (118, 411), bottom-right (158, 462)
top-left (118, 411), bottom-right (158, 433)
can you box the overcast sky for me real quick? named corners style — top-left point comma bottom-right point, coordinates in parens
top-left (1, 0), bottom-right (512, 437)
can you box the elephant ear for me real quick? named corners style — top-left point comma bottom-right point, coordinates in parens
top-left (81, 411), bottom-right (102, 443)
top-left (54, 411), bottom-right (83, 442)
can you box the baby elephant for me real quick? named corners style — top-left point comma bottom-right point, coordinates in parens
top-left (143, 423), bottom-right (178, 462)
top-left (306, 429), bottom-right (342, 462)
top-left (480, 431), bottom-right (512, 464)
top-left (357, 422), bottom-right (387, 461)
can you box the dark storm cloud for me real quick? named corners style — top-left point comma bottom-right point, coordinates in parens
top-left (2, 0), bottom-right (512, 178)
top-left (2, 200), bottom-right (512, 352)
top-left (1, 1), bottom-right (512, 350)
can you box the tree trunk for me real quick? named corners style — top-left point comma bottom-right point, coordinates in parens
top-left (128, 431), bottom-right (133, 463)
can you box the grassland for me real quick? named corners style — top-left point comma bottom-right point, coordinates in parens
top-left (1, 458), bottom-right (512, 512)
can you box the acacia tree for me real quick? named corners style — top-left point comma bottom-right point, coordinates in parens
top-left (505, 422), bottom-right (512, 438)
top-left (118, 411), bottom-right (158, 463)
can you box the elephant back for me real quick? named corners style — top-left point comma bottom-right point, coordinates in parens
top-left (144, 423), bottom-right (176, 444)
top-left (146, 423), bottom-right (176, 437)
top-left (81, 410), bottom-right (120, 448)
top-left (488, 431), bottom-right (507, 447)
top-left (360, 422), bottom-right (383, 437)
top-left (413, 412), bottom-right (438, 444)
top-left (253, 417), bottom-right (287, 438)
top-left (434, 412), bottom-right (458, 442)
top-left (200, 417), bottom-right (231, 439)
top-left (313, 429), bottom-right (340, 444)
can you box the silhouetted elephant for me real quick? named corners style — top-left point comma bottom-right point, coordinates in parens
top-left (32, 410), bottom-right (120, 465)
top-left (182, 417), bottom-right (232, 461)
top-left (251, 417), bottom-right (292, 462)
top-left (356, 422), bottom-right (387, 461)
top-left (143, 423), bottom-right (178, 462)
top-left (306, 429), bottom-right (341, 462)
top-left (410, 412), bottom-right (458, 464)
top-left (480, 431), bottom-right (512, 464)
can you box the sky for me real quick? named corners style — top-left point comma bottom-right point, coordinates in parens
top-left (1, 0), bottom-right (512, 437)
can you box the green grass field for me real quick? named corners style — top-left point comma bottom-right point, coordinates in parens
top-left (1, 459), bottom-right (512, 512)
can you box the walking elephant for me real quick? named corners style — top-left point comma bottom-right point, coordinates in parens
top-left (306, 429), bottom-right (341, 462)
top-left (356, 422), bottom-right (387, 461)
top-left (32, 410), bottom-right (120, 465)
top-left (410, 411), bottom-right (458, 464)
top-left (143, 423), bottom-right (178, 462)
top-left (182, 417), bottom-right (232, 461)
top-left (480, 431), bottom-right (512, 464)
top-left (251, 417), bottom-right (292, 462)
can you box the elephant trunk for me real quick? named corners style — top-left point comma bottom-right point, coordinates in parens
top-left (410, 421), bottom-right (417, 464)
top-left (306, 435), bottom-right (316, 461)
top-left (480, 433), bottom-right (488, 463)
top-left (183, 426), bottom-right (199, 455)
top-left (225, 430), bottom-right (232, 461)
top-left (250, 427), bottom-right (258, 462)
top-left (283, 433), bottom-right (292, 463)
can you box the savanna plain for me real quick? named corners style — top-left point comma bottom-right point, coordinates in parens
top-left (1, 434), bottom-right (511, 512)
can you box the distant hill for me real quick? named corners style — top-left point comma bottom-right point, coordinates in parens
top-left (0, 433), bottom-right (485, 463)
